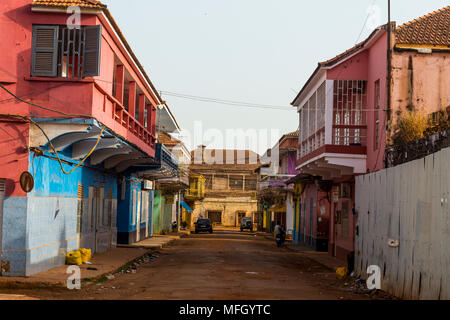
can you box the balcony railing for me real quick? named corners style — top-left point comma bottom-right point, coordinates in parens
top-left (94, 82), bottom-right (156, 150)
top-left (298, 79), bottom-right (368, 160)
top-left (185, 188), bottom-right (205, 199)
top-left (156, 143), bottom-right (179, 171)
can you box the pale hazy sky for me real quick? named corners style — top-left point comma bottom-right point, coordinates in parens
top-left (101, 0), bottom-right (448, 153)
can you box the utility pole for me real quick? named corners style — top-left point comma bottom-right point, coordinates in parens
top-left (387, 0), bottom-right (392, 123)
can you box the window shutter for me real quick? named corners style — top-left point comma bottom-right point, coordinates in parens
top-left (31, 25), bottom-right (59, 77)
top-left (82, 25), bottom-right (102, 78)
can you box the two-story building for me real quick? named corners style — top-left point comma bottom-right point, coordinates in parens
top-left (0, 0), bottom-right (178, 275)
top-left (188, 146), bottom-right (260, 228)
top-left (256, 131), bottom-right (298, 234)
top-left (289, 6), bottom-right (450, 263)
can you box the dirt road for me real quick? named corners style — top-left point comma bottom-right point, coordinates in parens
top-left (0, 229), bottom-right (392, 300)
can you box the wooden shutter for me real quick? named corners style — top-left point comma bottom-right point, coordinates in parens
top-left (82, 25), bottom-right (102, 78)
top-left (31, 25), bottom-right (59, 77)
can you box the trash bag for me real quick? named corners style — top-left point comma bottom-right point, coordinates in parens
top-left (66, 251), bottom-right (83, 266)
top-left (78, 248), bottom-right (92, 263)
top-left (336, 266), bottom-right (348, 280)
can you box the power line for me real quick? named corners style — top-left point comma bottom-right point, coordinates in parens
top-left (160, 91), bottom-right (295, 111)
top-left (0, 113), bottom-right (105, 175)
top-left (0, 82), bottom-right (96, 119)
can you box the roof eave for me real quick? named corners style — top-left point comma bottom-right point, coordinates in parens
top-left (291, 26), bottom-right (387, 107)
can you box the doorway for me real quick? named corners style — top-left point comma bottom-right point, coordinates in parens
top-left (90, 186), bottom-right (108, 254)
top-left (208, 211), bottom-right (222, 225)
top-left (236, 212), bottom-right (246, 226)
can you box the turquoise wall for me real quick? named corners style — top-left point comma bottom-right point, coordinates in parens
top-left (1, 152), bottom-right (118, 276)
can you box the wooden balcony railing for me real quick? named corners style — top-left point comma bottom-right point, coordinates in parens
top-left (94, 82), bottom-right (156, 150)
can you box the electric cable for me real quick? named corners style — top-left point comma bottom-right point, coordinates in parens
top-left (0, 113), bottom-right (105, 175)
top-left (0, 82), bottom-right (96, 119)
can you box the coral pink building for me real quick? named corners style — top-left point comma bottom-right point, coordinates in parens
top-left (290, 5), bottom-right (450, 264)
top-left (0, 0), bottom-right (179, 276)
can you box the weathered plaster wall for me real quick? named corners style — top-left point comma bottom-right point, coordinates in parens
top-left (192, 196), bottom-right (257, 227)
top-left (391, 50), bottom-right (450, 140)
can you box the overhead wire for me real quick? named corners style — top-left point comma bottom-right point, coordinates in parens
top-left (0, 113), bottom-right (105, 175)
top-left (0, 82), bottom-right (96, 119)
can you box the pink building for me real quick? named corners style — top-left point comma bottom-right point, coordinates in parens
top-left (0, 0), bottom-right (177, 276)
top-left (290, 6), bottom-right (450, 263)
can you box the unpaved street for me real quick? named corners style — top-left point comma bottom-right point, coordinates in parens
top-left (0, 229), bottom-right (392, 300)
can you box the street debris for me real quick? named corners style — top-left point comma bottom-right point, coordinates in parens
top-left (116, 252), bottom-right (159, 275)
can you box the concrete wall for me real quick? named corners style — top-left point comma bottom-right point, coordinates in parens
top-left (355, 147), bottom-right (450, 299)
top-left (391, 50), bottom-right (450, 143)
top-left (2, 152), bottom-right (118, 276)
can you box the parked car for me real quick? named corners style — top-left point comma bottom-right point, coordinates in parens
top-left (240, 217), bottom-right (253, 232)
top-left (194, 218), bottom-right (213, 234)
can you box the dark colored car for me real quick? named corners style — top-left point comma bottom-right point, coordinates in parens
top-left (240, 217), bottom-right (253, 232)
top-left (195, 218), bottom-right (213, 234)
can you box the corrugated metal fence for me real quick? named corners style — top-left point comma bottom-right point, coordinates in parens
top-left (355, 147), bottom-right (450, 299)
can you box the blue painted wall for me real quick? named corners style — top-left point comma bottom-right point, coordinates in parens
top-left (1, 152), bottom-right (119, 276)
top-left (117, 177), bottom-right (153, 236)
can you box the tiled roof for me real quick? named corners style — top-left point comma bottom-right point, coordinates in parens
top-left (190, 149), bottom-right (260, 167)
top-left (32, 0), bottom-right (106, 9)
top-left (284, 130), bottom-right (299, 138)
top-left (158, 132), bottom-right (181, 147)
top-left (396, 5), bottom-right (450, 46)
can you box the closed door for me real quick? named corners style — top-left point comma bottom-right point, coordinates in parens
top-left (0, 179), bottom-right (5, 268)
top-left (94, 187), bottom-right (106, 253)
top-left (136, 190), bottom-right (141, 242)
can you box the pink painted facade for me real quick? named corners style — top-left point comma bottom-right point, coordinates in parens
top-left (292, 26), bottom-right (389, 262)
top-left (0, 0), bottom-right (158, 150)
top-left (0, 0), bottom-right (160, 196)
top-left (292, 12), bottom-right (449, 263)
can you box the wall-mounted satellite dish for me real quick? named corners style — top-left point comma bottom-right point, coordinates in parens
top-left (20, 171), bottom-right (34, 193)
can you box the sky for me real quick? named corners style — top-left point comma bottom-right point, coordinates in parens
top-left (101, 0), bottom-right (449, 154)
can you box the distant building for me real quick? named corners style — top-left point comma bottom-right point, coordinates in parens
top-left (187, 147), bottom-right (260, 228)
top-left (255, 131), bottom-right (299, 235)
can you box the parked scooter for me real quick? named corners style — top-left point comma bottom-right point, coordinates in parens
top-left (171, 221), bottom-right (178, 233)
top-left (275, 225), bottom-right (286, 248)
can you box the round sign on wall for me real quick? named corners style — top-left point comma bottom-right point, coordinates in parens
top-left (20, 171), bottom-right (34, 193)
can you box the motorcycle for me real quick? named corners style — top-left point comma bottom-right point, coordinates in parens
top-left (275, 232), bottom-right (285, 248)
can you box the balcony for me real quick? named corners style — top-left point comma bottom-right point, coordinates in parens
top-left (184, 175), bottom-right (205, 201)
top-left (135, 143), bottom-right (179, 180)
top-left (259, 174), bottom-right (296, 191)
top-left (93, 82), bottom-right (157, 157)
top-left (296, 80), bottom-right (368, 179)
